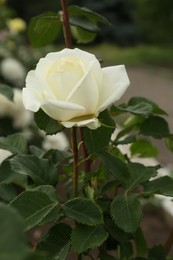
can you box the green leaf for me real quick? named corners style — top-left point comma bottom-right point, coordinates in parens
top-left (38, 223), bottom-right (71, 259)
top-left (10, 190), bottom-right (58, 231)
top-left (165, 135), bottom-right (173, 153)
top-left (126, 163), bottom-right (158, 191)
top-left (134, 227), bottom-right (147, 257)
top-left (0, 133), bottom-right (27, 154)
top-left (34, 109), bottom-right (64, 135)
top-left (104, 215), bottom-right (130, 243)
top-left (71, 25), bottom-right (96, 43)
top-left (114, 135), bottom-right (136, 145)
top-left (38, 205), bottom-right (64, 227)
top-left (0, 183), bottom-right (17, 202)
top-left (70, 16), bottom-right (100, 32)
top-left (68, 5), bottom-right (110, 26)
top-left (130, 139), bottom-right (159, 158)
top-left (71, 224), bottom-right (108, 254)
top-left (63, 197), bottom-right (103, 225)
top-left (83, 110), bottom-right (115, 153)
top-left (140, 116), bottom-right (170, 138)
top-left (120, 242), bottom-right (133, 259)
top-left (30, 185), bottom-right (57, 201)
top-left (148, 245), bottom-right (166, 260)
top-left (110, 195), bottom-right (142, 233)
top-left (0, 203), bottom-right (30, 260)
top-left (99, 253), bottom-right (115, 260)
top-left (0, 83), bottom-right (14, 101)
top-left (100, 151), bottom-right (129, 183)
top-left (10, 154), bottom-right (58, 186)
top-left (117, 102), bottom-right (153, 116)
top-left (101, 180), bottom-right (120, 194)
top-left (28, 12), bottom-right (61, 47)
top-left (143, 176), bottom-right (173, 196)
top-left (0, 160), bottom-right (27, 186)
top-left (54, 243), bottom-right (70, 260)
top-left (128, 97), bottom-right (167, 115)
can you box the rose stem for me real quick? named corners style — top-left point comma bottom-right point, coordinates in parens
top-left (60, 0), bottom-right (72, 48)
top-left (71, 127), bottom-right (78, 197)
top-left (60, 0), bottom-right (79, 197)
top-left (60, 2), bottom-right (80, 258)
top-left (79, 128), bottom-right (91, 173)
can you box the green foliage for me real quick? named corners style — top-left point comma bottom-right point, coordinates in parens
top-left (101, 151), bottom-right (129, 183)
top-left (34, 109), bottom-right (64, 135)
top-left (143, 176), bottom-right (173, 196)
top-left (83, 110), bottom-right (115, 153)
top-left (134, 228), bottom-right (148, 257)
top-left (62, 197), bottom-right (103, 225)
top-left (71, 26), bottom-right (97, 44)
top-left (38, 223), bottom-right (71, 259)
top-left (10, 155), bottom-right (58, 186)
top-left (0, 84), bottom-right (14, 101)
top-left (126, 163), bottom-right (158, 191)
top-left (71, 224), bottom-right (108, 254)
top-left (28, 12), bottom-right (61, 47)
top-left (110, 194), bottom-right (142, 233)
top-left (140, 116), bottom-right (170, 138)
top-left (0, 133), bottom-right (27, 154)
top-left (10, 190), bottom-right (58, 230)
top-left (0, 203), bottom-right (30, 260)
top-left (130, 139), bottom-right (159, 158)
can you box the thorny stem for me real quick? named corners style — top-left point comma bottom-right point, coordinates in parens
top-left (60, 0), bottom-right (72, 48)
top-left (71, 127), bottom-right (78, 197)
top-left (60, 0), bottom-right (79, 198)
top-left (79, 128), bottom-right (92, 173)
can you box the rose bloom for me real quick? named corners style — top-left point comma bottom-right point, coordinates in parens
top-left (22, 48), bottom-right (130, 129)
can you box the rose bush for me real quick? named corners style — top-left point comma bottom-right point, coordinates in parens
top-left (22, 48), bottom-right (130, 129)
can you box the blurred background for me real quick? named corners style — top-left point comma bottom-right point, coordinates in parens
top-left (1, 0), bottom-right (173, 253)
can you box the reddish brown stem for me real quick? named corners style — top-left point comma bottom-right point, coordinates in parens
top-left (60, 0), bottom-right (72, 48)
top-left (79, 128), bottom-right (91, 173)
top-left (71, 127), bottom-right (78, 197)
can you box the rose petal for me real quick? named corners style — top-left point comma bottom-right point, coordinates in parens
top-left (61, 117), bottom-right (100, 129)
top-left (46, 48), bottom-right (102, 83)
top-left (22, 87), bottom-right (42, 112)
top-left (35, 57), bottom-right (54, 79)
top-left (97, 65), bottom-right (130, 112)
top-left (41, 99), bottom-right (85, 121)
top-left (66, 61), bottom-right (99, 114)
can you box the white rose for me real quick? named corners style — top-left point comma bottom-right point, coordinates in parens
top-left (22, 48), bottom-right (130, 129)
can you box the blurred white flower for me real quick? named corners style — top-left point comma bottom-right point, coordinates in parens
top-left (0, 57), bottom-right (26, 86)
top-left (0, 149), bottom-right (12, 164)
top-left (0, 88), bottom-right (32, 128)
top-left (42, 132), bottom-right (69, 151)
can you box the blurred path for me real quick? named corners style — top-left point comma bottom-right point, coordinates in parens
top-left (121, 67), bottom-right (173, 164)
